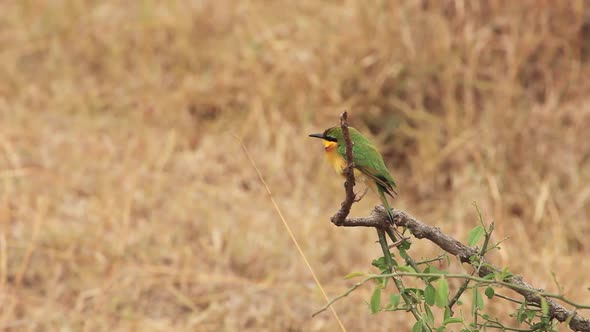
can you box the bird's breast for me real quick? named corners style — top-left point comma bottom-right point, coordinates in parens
top-left (325, 148), bottom-right (346, 176)
top-left (323, 145), bottom-right (365, 183)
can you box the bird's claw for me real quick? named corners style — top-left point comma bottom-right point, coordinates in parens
top-left (353, 186), bottom-right (369, 202)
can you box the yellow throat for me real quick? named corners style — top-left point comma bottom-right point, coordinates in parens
top-left (322, 140), bottom-right (364, 182)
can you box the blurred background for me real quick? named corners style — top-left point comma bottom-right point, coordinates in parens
top-left (1, 0), bottom-right (590, 331)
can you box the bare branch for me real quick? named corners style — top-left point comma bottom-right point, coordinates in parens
top-left (315, 272), bottom-right (590, 319)
top-left (333, 205), bottom-right (590, 332)
top-left (330, 111), bottom-right (358, 226)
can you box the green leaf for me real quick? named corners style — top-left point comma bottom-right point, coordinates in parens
top-left (406, 288), bottom-right (424, 299)
top-left (389, 294), bottom-right (401, 309)
top-left (467, 225), bottom-right (485, 246)
top-left (423, 266), bottom-right (443, 282)
top-left (424, 304), bottom-right (435, 326)
top-left (516, 302), bottom-right (526, 324)
top-left (541, 297), bottom-right (549, 316)
top-left (472, 288), bottom-right (484, 313)
top-left (412, 320), bottom-right (424, 332)
top-left (476, 290), bottom-right (484, 310)
top-left (400, 240), bottom-right (411, 250)
top-left (370, 287), bottom-right (381, 314)
top-left (423, 265), bottom-right (438, 273)
top-left (444, 306), bottom-right (452, 321)
top-left (397, 265), bottom-right (416, 273)
top-left (526, 309), bottom-right (536, 321)
top-left (443, 317), bottom-right (463, 325)
top-left (343, 271), bottom-right (365, 279)
top-left (372, 257), bottom-right (387, 270)
top-left (424, 284), bottom-right (436, 306)
top-left (484, 286), bottom-right (495, 299)
top-left (483, 272), bottom-right (496, 280)
top-left (374, 275), bottom-right (387, 288)
top-left (497, 266), bottom-right (513, 281)
top-left (399, 247), bottom-right (409, 259)
top-left (435, 278), bottom-right (449, 308)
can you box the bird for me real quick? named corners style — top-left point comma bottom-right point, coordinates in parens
top-left (309, 126), bottom-right (398, 222)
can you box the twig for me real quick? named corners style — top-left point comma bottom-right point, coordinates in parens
top-left (449, 208), bottom-right (492, 314)
top-left (415, 255), bottom-right (446, 265)
top-left (448, 273), bottom-right (473, 313)
top-left (385, 228), bottom-right (424, 277)
top-left (331, 206), bottom-right (590, 331)
top-left (330, 111), bottom-right (358, 226)
top-left (494, 292), bottom-right (527, 305)
top-left (377, 229), bottom-right (426, 326)
top-left (475, 203), bottom-right (494, 256)
top-left (387, 238), bottom-right (407, 249)
top-left (312, 275), bottom-right (373, 318)
top-left (478, 313), bottom-right (537, 332)
top-left (313, 272), bottom-right (590, 319)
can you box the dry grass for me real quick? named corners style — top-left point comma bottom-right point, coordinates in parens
top-left (1, 0), bottom-right (590, 331)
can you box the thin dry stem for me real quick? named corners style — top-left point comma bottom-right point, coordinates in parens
top-left (237, 136), bottom-right (347, 332)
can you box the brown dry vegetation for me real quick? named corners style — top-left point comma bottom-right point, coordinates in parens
top-left (1, 0), bottom-right (590, 331)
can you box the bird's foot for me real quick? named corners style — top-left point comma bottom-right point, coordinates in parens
top-left (353, 186), bottom-right (369, 202)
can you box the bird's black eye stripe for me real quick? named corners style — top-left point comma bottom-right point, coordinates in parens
top-left (325, 136), bottom-right (338, 142)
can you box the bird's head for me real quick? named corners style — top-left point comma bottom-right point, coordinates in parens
top-left (309, 127), bottom-right (341, 142)
top-left (309, 127), bottom-right (344, 152)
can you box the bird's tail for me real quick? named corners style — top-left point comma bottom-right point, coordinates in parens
top-left (377, 185), bottom-right (395, 224)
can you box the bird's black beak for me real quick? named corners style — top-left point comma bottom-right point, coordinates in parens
top-left (309, 133), bottom-right (325, 139)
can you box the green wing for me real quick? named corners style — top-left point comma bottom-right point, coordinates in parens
top-left (338, 141), bottom-right (398, 197)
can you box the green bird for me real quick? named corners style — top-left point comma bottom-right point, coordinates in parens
top-left (309, 126), bottom-right (398, 222)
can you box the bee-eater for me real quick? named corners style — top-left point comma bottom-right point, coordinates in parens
top-left (309, 127), bottom-right (398, 222)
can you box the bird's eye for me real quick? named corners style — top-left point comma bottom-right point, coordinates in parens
top-left (325, 136), bottom-right (338, 142)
